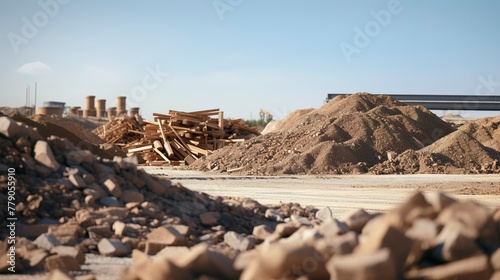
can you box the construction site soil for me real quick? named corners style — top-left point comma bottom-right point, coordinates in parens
top-left (1, 92), bottom-right (500, 279)
top-left (192, 93), bottom-right (500, 175)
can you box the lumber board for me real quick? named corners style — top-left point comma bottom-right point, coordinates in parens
top-left (154, 148), bottom-right (171, 163)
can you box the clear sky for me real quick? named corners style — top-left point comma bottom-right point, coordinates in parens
top-left (1, 0), bottom-right (499, 120)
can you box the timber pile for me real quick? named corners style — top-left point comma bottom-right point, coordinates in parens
top-left (110, 109), bottom-right (259, 165)
top-left (92, 115), bottom-right (144, 144)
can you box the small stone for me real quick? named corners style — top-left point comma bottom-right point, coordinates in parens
top-left (51, 246), bottom-right (85, 265)
top-left (44, 254), bottom-right (80, 271)
top-left (97, 238), bottom-right (131, 257)
top-left (0, 116), bottom-right (21, 138)
top-left (315, 207), bottom-right (334, 222)
top-left (275, 222), bottom-right (299, 237)
top-left (99, 196), bottom-right (121, 207)
top-left (406, 254), bottom-right (492, 280)
top-left (34, 140), bottom-right (60, 172)
top-left (199, 212), bottom-right (220, 226)
top-left (176, 243), bottom-right (238, 280)
top-left (343, 208), bottom-right (372, 232)
top-left (34, 233), bottom-right (61, 251)
top-left (265, 209), bottom-right (285, 222)
top-left (356, 223), bottom-right (412, 272)
top-left (224, 231), bottom-right (256, 251)
top-left (47, 269), bottom-right (73, 280)
top-left (146, 226), bottom-right (186, 246)
top-left (103, 177), bottom-right (122, 198)
top-left (69, 174), bottom-right (86, 188)
top-left (120, 190), bottom-right (144, 204)
top-left (327, 248), bottom-right (397, 280)
top-left (252, 224), bottom-right (273, 241)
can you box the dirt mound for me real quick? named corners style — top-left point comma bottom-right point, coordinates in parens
top-left (29, 114), bottom-right (105, 145)
top-left (9, 114), bottom-right (116, 159)
top-left (192, 93), bottom-right (455, 175)
top-left (262, 108), bottom-right (314, 134)
top-left (372, 116), bottom-right (500, 174)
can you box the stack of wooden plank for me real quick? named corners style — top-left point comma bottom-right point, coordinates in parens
top-left (121, 108), bottom-right (260, 166)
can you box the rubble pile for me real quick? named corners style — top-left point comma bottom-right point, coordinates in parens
top-left (94, 109), bottom-right (259, 166)
top-left (123, 192), bottom-right (500, 280)
top-left (192, 93), bottom-right (457, 175)
top-left (0, 116), bottom-right (312, 275)
top-left (372, 115), bottom-right (500, 174)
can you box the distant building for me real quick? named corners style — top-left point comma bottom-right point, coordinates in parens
top-left (38, 101), bottom-right (66, 116)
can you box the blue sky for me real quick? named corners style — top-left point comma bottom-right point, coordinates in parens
top-left (1, 0), bottom-right (499, 119)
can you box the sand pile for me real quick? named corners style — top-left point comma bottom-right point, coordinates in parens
top-left (372, 116), bottom-right (500, 174)
top-left (262, 108), bottom-right (314, 135)
top-left (192, 93), bottom-right (455, 175)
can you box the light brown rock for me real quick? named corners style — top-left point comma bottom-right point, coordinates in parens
top-left (44, 254), bottom-right (80, 271)
top-left (97, 238), bottom-right (131, 257)
top-left (406, 254), bottom-right (492, 280)
top-left (120, 190), bottom-right (144, 204)
top-left (146, 226), bottom-right (186, 246)
top-left (51, 246), bottom-right (85, 265)
top-left (343, 208), bottom-right (371, 232)
top-left (34, 140), bottom-right (60, 172)
top-left (327, 248), bottom-right (397, 280)
top-left (199, 212), bottom-right (220, 226)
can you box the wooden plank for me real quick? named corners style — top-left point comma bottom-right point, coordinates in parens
top-left (187, 108), bottom-right (220, 115)
top-left (127, 145), bottom-right (153, 153)
top-left (157, 119), bottom-right (174, 157)
top-left (186, 144), bottom-right (209, 156)
top-left (184, 154), bottom-right (197, 165)
top-left (168, 124), bottom-right (194, 156)
top-left (154, 148), bottom-right (171, 164)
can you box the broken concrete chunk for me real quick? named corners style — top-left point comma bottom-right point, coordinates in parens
top-left (406, 254), bottom-right (492, 280)
top-left (120, 190), bottom-right (144, 204)
top-left (252, 224), bottom-right (273, 241)
top-left (146, 226), bottom-right (186, 246)
top-left (44, 254), bottom-right (80, 271)
top-left (199, 212), bottom-right (220, 226)
top-left (97, 238), bottom-right (131, 257)
top-left (34, 140), bottom-right (60, 172)
top-left (34, 233), bottom-right (61, 251)
top-left (51, 246), bottom-right (85, 265)
top-left (224, 231), bottom-right (256, 251)
top-left (343, 208), bottom-right (372, 232)
top-left (265, 209), bottom-right (285, 222)
top-left (327, 248), bottom-right (397, 280)
top-left (315, 206), bottom-right (334, 222)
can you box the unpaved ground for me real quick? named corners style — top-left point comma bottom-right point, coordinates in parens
top-left (6, 169), bottom-right (500, 280)
top-left (148, 167), bottom-right (500, 217)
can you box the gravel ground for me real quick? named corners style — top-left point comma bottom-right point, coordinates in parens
top-left (5, 168), bottom-right (500, 279)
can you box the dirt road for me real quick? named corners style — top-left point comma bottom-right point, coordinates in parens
top-left (146, 167), bottom-right (500, 217)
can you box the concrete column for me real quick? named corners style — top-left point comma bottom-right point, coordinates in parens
top-left (129, 107), bottom-right (139, 117)
top-left (96, 99), bottom-right (106, 118)
top-left (116, 96), bottom-right (127, 116)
